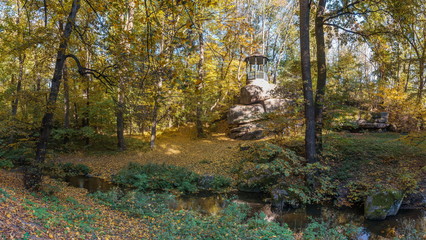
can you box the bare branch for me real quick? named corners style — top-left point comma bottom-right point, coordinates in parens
top-left (65, 54), bottom-right (117, 90)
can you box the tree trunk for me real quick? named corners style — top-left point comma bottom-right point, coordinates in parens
top-left (196, 32), bottom-right (205, 138)
top-left (299, 0), bottom-right (317, 163)
top-left (11, 54), bottom-right (25, 118)
top-left (150, 94), bottom-right (159, 149)
top-left (116, 82), bottom-right (126, 151)
top-left (314, 0), bottom-right (327, 155)
top-left (417, 58), bottom-right (424, 103)
top-left (83, 76), bottom-right (90, 145)
top-left (405, 58), bottom-right (411, 92)
top-left (83, 51), bottom-right (91, 145)
top-left (63, 63), bottom-right (70, 144)
top-left (24, 0), bottom-right (81, 190)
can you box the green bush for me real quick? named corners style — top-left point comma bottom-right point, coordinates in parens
top-left (113, 163), bottom-right (200, 193)
top-left (0, 159), bottom-right (14, 169)
top-left (59, 163), bottom-right (91, 176)
top-left (303, 220), bottom-right (362, 240)
top-left (43, 162), bottom-right (92, 179)
top-left (0, 145), bottom-right (33, 166)
top-left (210, 175), bottom-right (232, 191)
top-left (240, 142), bottom-right (284, 163)
top-left (198, 175), bottom-right (232, 191)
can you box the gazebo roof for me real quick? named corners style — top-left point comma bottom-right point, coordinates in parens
top-left (244, 53), bottom-right (269, 64)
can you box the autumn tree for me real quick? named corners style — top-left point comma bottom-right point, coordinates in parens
top-left (25, 0), bottom-right (82, 190)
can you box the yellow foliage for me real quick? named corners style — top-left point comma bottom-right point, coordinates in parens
top-left (377, 86), bottom-right (425, 132)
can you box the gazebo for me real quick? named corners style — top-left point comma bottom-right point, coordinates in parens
top-left (244, 53), bottom-right (269, 84)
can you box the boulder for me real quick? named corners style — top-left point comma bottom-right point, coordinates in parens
top-left (364, 190), bottom-right (404, 220)
top-left (229, 123), bottom-right (264, 140)
top-left (358, 122), bottom-right (389, 129)
top-left (374, 118), bottom-right (387, 123)
top-left (264, 98), bottom-right (289, 113)
top-left (240, 79), bottom-right (276, 105)
top-left (228, 104), bottom-right (265, 125)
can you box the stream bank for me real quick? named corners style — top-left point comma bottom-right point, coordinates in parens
top-left (67, 175), bottom-right (425, 239)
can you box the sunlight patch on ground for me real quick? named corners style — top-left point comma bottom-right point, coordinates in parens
top-left (160, 145), bottom-right (182, 155)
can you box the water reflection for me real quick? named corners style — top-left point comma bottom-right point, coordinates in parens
top-left (67, 175), bottom-right (115, 193)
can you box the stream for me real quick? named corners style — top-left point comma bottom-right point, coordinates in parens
top-left (67, 176), bottom-right (425, 239)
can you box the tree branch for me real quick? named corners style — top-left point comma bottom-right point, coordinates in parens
top-left (65, 54), bottom-right (117, 90)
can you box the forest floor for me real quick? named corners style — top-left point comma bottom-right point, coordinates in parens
top-left (0, 127), bottom-right (253, 239)
top-left (57, 126), bottom-right (250, 179)
top-left (0, 170), bottom-right (154, 239)
top-left (1, 127), bottom-right (425, 239)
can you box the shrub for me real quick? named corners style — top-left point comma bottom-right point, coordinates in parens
top-left (0, 159), bottom-right (14, 169)
top-left (240, 142), bottom-right (284, 163)
top-left (236, 143), bottom-right (334, 205)
top-left (113, 163), bottom-right (199, 193)
top-left (210, 175), bottom-right (232, 191)
top-left (43, 162), bottom-right (92, 179)
top-left (198, 175), bottom-right (232, 191)
top-left (303, 219), bottom-right (362, 240)
top-left (0, 145), bottom-right (33, 166)
top-left (59, 163), bottom-right (91, 176)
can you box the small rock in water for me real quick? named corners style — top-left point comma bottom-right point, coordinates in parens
top-left (364, 190), bottom-right (404, 220)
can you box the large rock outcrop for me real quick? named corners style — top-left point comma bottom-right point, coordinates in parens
top-left (228, 104), bottom-right (265, 125)
top-left (227, 79), bottom-right (289, 140)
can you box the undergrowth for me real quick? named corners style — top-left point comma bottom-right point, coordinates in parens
top-left (92, 189), bottom-right (365, 240)
top-left (113, 162), bottom-right (232, 193)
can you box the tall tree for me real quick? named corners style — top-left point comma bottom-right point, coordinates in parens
top-left (24, 0), bottom-right (81, 190)
top-left (314, 0), bottom-right (327, 154)
top-left (299, 0), bottom-right (317, 163)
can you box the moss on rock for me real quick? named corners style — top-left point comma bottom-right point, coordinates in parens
top-left (364, 190), bottom-right (404, 220)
